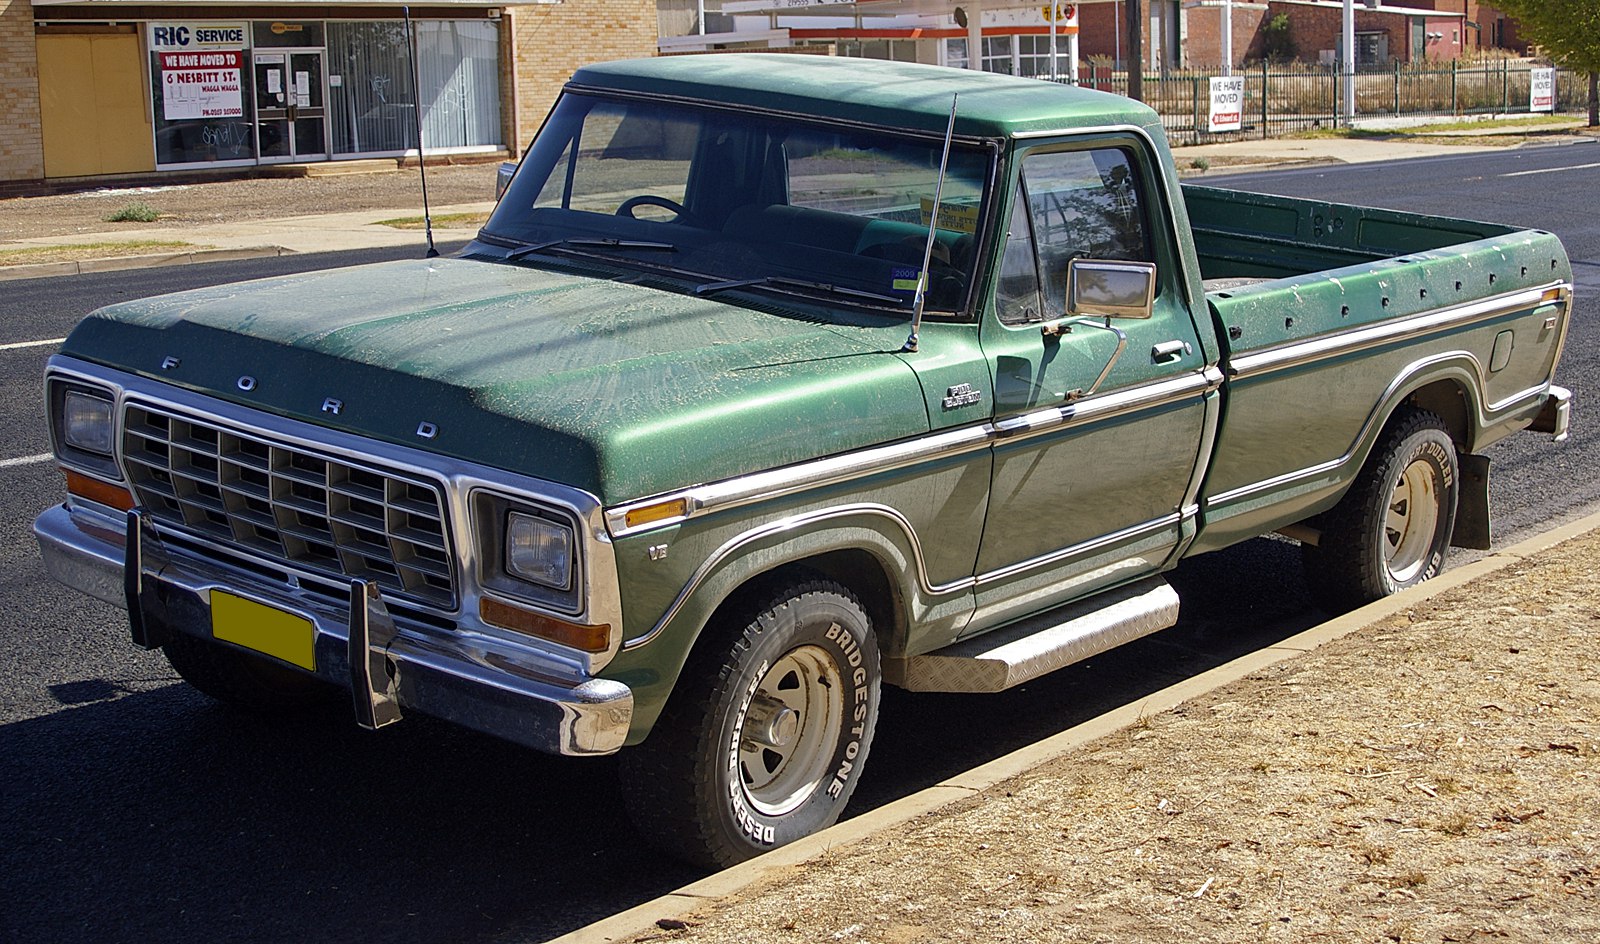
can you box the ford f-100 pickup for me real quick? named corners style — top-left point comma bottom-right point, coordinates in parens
top-left (36, 55), bottom-right (1573, 867)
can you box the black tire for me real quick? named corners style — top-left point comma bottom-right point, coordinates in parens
top-left (619, 577), bottom-right (882, 869)
top-left (1302, 408), bottom-right (1459, 613)
top-left (162, 632), bottom-right (336, 711)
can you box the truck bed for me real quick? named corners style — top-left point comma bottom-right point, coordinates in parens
top-left (1181, 184), bottom-right (1572, 554)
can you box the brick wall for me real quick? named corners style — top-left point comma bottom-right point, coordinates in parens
top-left (1266, 3), bottom-right (1423, 65)
top-left (0, 0), bottom-right (44, 182)
top-left (1184, 3), bottom-right (1271, 70)
top-left (504, 0), bottom-right (657, 151)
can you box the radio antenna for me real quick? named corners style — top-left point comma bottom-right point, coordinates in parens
top-left (403, 6), bottom-right (439, 258)
top-left (901, 93), bottom-right (958, 354)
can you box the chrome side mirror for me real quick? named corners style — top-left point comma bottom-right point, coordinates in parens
top-left (1066, 258), bottom-right (1157, 321)
top-left (495, 161), bottom-right (517, 202)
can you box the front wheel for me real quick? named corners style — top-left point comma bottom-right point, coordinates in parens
top-left (619, 578), bottom-right (881, 869)
top-left (1303, 409), bottom-right (1460, 612)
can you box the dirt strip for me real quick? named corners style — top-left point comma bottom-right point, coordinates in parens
top-left (612, 529), bottom-right (1600, 944)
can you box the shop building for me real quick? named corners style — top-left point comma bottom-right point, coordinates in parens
top-left (657, 0), bottom-right (1083, 79)
top-left (1, 0), bottom-right (656, 186)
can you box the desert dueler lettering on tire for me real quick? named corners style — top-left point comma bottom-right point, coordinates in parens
top-left (619, 576), bottom-right (881, 868)
top-left (1303, 408), bottom-right (1461, 613)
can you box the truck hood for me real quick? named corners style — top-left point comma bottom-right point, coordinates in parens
top-left (63, 257), bottom-right (929, 502)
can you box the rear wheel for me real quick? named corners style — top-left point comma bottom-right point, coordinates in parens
top-left (163, 632), bottom-right (335, 711)
top-left (619, 578), bottom-right (881, 868)
top-left (1303, 409), bottom-right (1459, 612)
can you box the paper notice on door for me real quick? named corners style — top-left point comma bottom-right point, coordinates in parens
top-left (295, 71), bottom-right (310, 107)
top-left (267, 69), bottom-right (281, 94)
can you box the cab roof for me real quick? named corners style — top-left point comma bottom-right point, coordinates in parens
top-left (568, 55), bottom-right (1161, 140)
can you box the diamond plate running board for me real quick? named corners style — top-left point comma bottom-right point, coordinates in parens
top-left (890, 577), bottom-right (1181, 693)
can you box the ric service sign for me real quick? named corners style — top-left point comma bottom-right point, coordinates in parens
top-left (1208, 76), bottom-right (1245, 133)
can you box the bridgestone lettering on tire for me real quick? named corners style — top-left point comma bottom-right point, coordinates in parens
top-left (619, 577), bottom-right (882, 869)
top-left (1303, 408), bottom-right (1460, 613)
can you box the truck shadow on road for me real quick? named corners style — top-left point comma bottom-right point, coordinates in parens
top-left (1, 538), bottom-right (1321, 944)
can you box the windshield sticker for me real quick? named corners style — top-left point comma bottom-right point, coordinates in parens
top-left (919, 199), bottom-right (980, 235)
top-left (891, 267), bottom-right (922, 294)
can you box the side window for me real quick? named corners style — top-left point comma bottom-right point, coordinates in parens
top-left (995, 182), bottom-right (1043, 324)
top-left (1021, 147), bottom-right (1152, 317)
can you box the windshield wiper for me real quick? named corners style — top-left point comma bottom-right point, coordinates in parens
top-left (695, 275), bottom-right (904, 306)
top-left (504, 237), bottom-right (677, 262)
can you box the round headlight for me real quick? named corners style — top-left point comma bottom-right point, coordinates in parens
top-left (506, 511), bottom-right (573, 590)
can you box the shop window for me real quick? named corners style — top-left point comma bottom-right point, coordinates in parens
top-left (149, 40), bottom-right (255, 166)
top-left (326, 19), bottom-right (501, 156)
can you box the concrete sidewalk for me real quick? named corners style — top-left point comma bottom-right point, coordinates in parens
top-left (0, 202), bottom-right (494, 281)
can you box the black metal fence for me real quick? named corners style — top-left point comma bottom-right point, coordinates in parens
top-left (1050, 61), bottom-right (1589, 146)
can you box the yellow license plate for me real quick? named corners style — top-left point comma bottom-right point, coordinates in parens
top-left (210, 591), bottom-right (316, 671)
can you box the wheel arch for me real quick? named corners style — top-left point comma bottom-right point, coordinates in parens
top-left (612, 508), bottom-right (933, 743)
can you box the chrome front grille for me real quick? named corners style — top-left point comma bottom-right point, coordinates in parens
top-left (121, 403), bottom-right (455, 608)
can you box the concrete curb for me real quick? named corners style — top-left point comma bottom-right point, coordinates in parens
top-left (553, 508), bottom-right (1600, 944)
top-left (0, 245), bottom-right (291, 283)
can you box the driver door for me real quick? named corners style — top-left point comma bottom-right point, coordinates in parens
top-left (968, 138), bottom-right (1213, 633)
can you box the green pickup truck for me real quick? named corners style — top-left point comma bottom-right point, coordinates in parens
top-left (36, 56), bottom-right (1573, 867)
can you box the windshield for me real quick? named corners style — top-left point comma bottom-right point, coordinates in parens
top-left (484, 92), bottom-right (994, 315)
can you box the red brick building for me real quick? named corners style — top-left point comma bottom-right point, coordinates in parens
top-left (1076, 1), bottom-right (1495, 72)
top-left (1259, 1), bottom-right (1466, 67)
top-left (1421, 2), bottom-right (1526, 54)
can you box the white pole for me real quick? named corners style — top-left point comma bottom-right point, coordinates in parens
top-left (1050, 5), bottom-right (1058, 81)
top-left (1221, 0), bottom-right (1232, 77)
top-left (1068, 30), bottom-right (1078, 84)
top-left (966, 0), bottom-right (983, 70)
top-left (1343, 0), bottom-right (1356, 121)
top-left (698, 0), bottom-right (705, 35)
top-left (1114, 0), bottom-right (1121, 70)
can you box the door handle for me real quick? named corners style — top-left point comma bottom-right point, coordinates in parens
top-left (1151, 339), bottom-right (1190, 364)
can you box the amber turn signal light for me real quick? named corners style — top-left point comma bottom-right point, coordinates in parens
top-left (623, 497), bottom-right (689, 531)
top-left (64, 468), bottom-right (135, 512)
top-left (479, 596), bottom-right (611, 652)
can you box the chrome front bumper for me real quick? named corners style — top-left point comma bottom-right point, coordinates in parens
top-left (34, 501), bottom-right (632, 756)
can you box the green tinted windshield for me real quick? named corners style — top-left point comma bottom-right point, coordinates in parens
top-left (486, 92), bottom-right (994, 315)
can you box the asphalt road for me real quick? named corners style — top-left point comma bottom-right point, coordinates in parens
top-left (2, 142), bottom-right (1595, 944)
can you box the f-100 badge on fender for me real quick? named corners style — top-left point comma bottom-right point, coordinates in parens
top-left (942, 383), bottom-right (982, 410)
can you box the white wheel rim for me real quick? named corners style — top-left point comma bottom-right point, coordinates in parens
top-left (1384, 457), bottom-right (1440, 584)
top-left (737, 645), bottom-right (845, 817)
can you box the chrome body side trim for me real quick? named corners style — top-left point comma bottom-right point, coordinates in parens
top-left (1206, 344), bottom-right (1554, 510)
top-left (607, 424), bottom-right (993, 538)
top-left (974, 512), bottom-right (1184, 586)
top-left (992, 368), bottom-right (1218, 439)
top-left (1226, 284), bottom-right (1569, 380)
top-left (44, 355), bottom-right (625, 677)
top-left (1178, 367), bottom-right (1226, 518)
top-left (609, 368), bottom-right (1222, 540)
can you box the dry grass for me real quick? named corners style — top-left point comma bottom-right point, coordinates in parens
top-left (634, 529), bottom-right (1600, 943)
top-left (373, 211), bottom-right (490, 230)
top-left (0, 240), bottom-right (199, 267)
